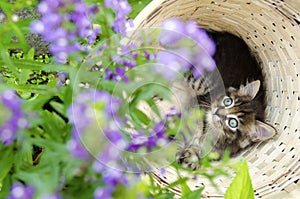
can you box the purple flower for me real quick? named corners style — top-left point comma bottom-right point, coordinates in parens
top-left (166, 107), bottom-right (181, 118)
top-left (102, 166), bottom-right (128, 186)
top-left (154, 51), bottom-right (182, 80)
top-left (30, 0), bottom-right (100, 63)
top-left (104, 67), bottom-right (129, 82)
top-left (92, 137), bottom-right (128, 199)
top-left (56, 71), bottom-right (68, 87)
top-left (104, 0), bottom-right (132, 35)
top-left (66, 90), bottom-right (133, 199)
top-left (159, 18), bottom-right (184, 46)
top-left (113, 54), bottom-right (137, 68)
top-left (192, 51), bottom-right (216, 77)
top-left (155, 18), bottom-right (216, 79)
top-left (41, 193), bottom-right (62, 199)
top-left (127, 121), bottom-right (169, 152)
top-left (7, 183), bottom-right (35, 199)
top-left (121, 44), bottom-right (139, 59)
top-left (127, 107), bottom-right (181, 152)
top-left (185, 20), bottom-right (216, 56)
top-left (0, 90), bottom-right (28, 145)
top-left (67, 90), bottom-right (124, 160)
top-left (94, 187), bottom-right (113, 199)
top-left (93, 149), bottom-right (128, 199)
top-left (66, 139), bottom-right (90, 160)
top-left (143, 50), bottom-right (156, 61)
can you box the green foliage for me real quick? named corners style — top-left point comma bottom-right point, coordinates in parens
top-left (0, 145), bottom-right (14, 186)
top-left (225, 160), bottom-right (254, 199)
top-left (128, 0), bottom-right (153, 18)
top-left (181, 188), bottom-right (203, 199)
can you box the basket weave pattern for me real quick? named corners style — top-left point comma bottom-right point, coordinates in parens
top-left (132, 0), bottom-right (300, 198)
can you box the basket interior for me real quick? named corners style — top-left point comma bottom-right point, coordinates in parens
top-left (132, 0), bottom-right (300, 198)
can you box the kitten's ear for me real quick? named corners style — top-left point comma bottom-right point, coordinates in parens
top-left (250, 120), bottom-right (276, 142)
top-left (228, 87), bottom-right (237, 93)
top-left (239, 80), bottom-right (261, 99)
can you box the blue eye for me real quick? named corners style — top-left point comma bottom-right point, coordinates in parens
top-left (222, 96), bottom-right (234, 107)
top-left (227, 117), bottom-right (238, 129)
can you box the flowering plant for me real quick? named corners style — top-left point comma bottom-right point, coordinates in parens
top-left (0, 0), bottom-right (254, 199)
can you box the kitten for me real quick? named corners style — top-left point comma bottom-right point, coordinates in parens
top-left (175, 78), bottom-right (277, 170)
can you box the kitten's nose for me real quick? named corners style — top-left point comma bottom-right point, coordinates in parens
top-left (214, 108), bottom-right (223, 116)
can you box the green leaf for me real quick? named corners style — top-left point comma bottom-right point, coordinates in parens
top-left (154, 192), bottom-right (175, 199)
top-left (25, 48), bottom-right (35, 60)
top-left (0, 173), bottom-right (10, 198)
top-left (181, 180), bottom-right (192, 196)
top-left (181, 188), bottom-right (203, 199)
top-left (0, 146), bottom-right (14, 182)
top-left (225, 160), bottom-right (254, 199)
top-left (49, 101), bottom-right (66, 118)
top-left (130, 107), bottom-right (151, 125)
top-left (166, 177), bottom-right (189, 189)
top-left (174, 171), bottom-right (191, 196)
top-left (40, 110), bottom-right (68, 142)
top-left (128, 0), bottom-right (152, 18)
top-left (18, 69), bottom-right (32, 84)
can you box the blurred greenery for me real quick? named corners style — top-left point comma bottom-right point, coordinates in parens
top-left (128, 0), bottom-right (153, 18)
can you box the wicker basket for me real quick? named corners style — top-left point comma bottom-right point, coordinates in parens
top-left (131, 0), bottom-right (300, 198)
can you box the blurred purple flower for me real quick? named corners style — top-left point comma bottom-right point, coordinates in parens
top-left (56, 71), bottom-right (68, 87)
top-left (105, 67), bottom-right (129, 82)
top-left (30, 0), bottom-right (101, 63)
top-left (192, 51), bottom-right (216, 77)
top-left (41, 193), bottom-right (62, 199)
top-left (104, 0), bottom-right (132, 35)
top-left (113, 54), bottom-right (136, 68)
top-left (93, 145), bottom-right (128, 199)
top-left (0, 90), bottom-right (28, 145)
top-left (166, 107), bottom-right (181, 119)
top-left (127, 107), bottom-right (181, 152)
top-left (185, 20), bottom-right (216, 56)
top-left (67, 89), bottom-right (133, 199)
top-left (94, 187), bottom-right (113, 199)
top-left (120, 44), bottom-right (139, 59)
top-left (159, 18), bottom-right (184, 46)
top-left (7, 183), bottom-right (35, 199)
top-left (66, 139), bottom-right (90, 160)
top-left (156, 18), bottom-right (216, 79)
top-left (67, 90), bottom-right (181, 199)
top-left (67, 90), bottom-right (123, 160)
top-left (127, 121), bottom-right (169, 152)
top-left (155, 47), bottom-right (192, 80)
top-left (143, 50), bottom-right (156, 61)
top-left (122, 59), bottom-right (136, 68)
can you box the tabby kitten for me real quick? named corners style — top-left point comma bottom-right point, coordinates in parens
top-left (175, 78), bottom-right (276, 170)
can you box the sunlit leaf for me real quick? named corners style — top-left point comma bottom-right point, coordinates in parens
top-left (225, 160), bottom-right (254, 199)
top-left (181, 188), bottom-right (203, 199)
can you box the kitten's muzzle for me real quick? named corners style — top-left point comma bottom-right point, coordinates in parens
top-left (213, 107), bottom-right (225, 117)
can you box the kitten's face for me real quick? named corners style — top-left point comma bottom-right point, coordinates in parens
top-left (207, 91), bottom-right (256, 146)
top-left (206, 80), bottom-right (276, 150)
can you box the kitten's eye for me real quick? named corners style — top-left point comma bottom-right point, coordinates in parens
top-left (222, 96), bottom-right (234, 108)
top-left (227, 117), bottom-right (239, 129)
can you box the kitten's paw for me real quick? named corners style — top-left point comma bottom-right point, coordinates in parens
top-left (176, 146), bottom-right (201, 170)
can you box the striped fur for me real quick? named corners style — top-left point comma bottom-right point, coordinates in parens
top-left (175, 79), bottom-right (276, 170)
